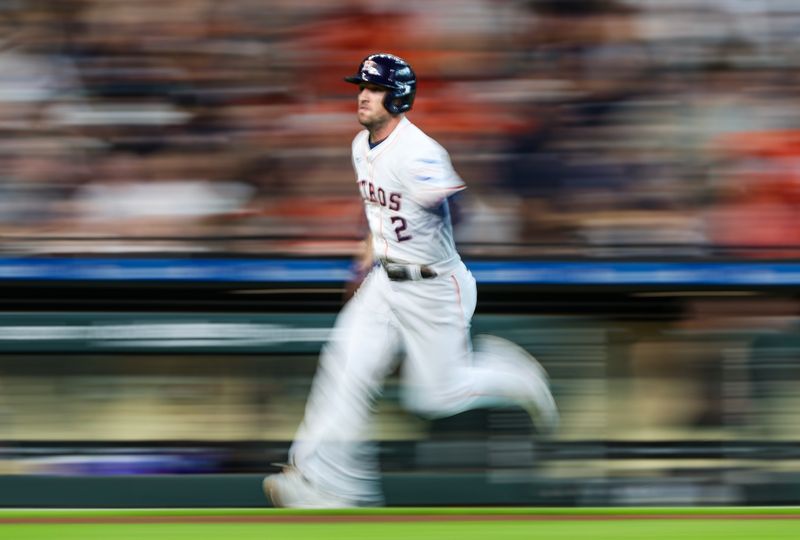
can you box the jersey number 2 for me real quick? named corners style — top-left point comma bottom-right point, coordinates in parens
top-left (391, 216), bottom-right (412, 242)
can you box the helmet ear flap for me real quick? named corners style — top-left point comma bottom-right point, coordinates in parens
top-left (383, 84), bottom-right (414, 115)
top-left (384, 95), bottom-right (402, 115)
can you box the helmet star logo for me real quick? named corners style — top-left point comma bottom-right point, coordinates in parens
top-left (362, 60), bottom-right (381, 76)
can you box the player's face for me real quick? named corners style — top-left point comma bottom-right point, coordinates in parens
top-left (357, 83), bottom-right (391, 128)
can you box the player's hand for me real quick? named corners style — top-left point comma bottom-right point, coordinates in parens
top-left (343, 236), bottom-right (373, 302)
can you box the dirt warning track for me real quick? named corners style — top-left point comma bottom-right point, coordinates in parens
top-left (2, 512), bottom-right (800, 524)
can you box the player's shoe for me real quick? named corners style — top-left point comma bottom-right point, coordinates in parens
top-left (476, 335), bottom-right (559, 433)
top-left (263, 467), bottom-right (356, 509)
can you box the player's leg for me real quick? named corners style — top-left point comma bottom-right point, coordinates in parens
top-left (270, 269), bottom-right (399, 507)
top-left (396, 264), bottom-right (557, 430)
top-left (471, 333), bottom-right (558, 431)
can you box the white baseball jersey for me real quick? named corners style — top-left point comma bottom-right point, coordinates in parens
top-left (351, 117), bottom-right (465, 269)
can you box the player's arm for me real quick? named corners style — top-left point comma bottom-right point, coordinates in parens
top-left (405, 146), bottom-right (466, 209)
top-left (354, 232), bottom-right (374, 275)
top-left (346, 135), bottom-right (374, 299)
top-left (447, 191), bottom-right (464, 227)
top-left (343, 232), bottom-right (373, 302)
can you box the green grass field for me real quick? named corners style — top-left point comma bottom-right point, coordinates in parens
top-left (0, 507), bottom-right (798, 540)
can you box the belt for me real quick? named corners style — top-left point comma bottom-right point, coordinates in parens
top-left (380, 259), bottom-right (438, 281)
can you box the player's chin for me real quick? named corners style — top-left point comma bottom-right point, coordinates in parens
top-left (357, 113), bottom-right (372, 127)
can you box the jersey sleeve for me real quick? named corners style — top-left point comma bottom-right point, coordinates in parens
top-left (351, 130), bottom-right (368, 177)
top-left (402, 143), bottom-right (466, 208)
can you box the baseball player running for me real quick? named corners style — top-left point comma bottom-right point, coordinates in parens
top-left (264, 53), bottom-right (558, 508)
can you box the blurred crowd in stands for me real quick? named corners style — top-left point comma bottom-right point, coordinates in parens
top-left (1, 0), bottom-right (800, 257)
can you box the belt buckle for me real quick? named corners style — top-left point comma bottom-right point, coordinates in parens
top-left (383, 262), bottom-right (409, 281)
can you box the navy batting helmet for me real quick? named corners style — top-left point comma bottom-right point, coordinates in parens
top-left (344, 53), bottom-right (416, 115)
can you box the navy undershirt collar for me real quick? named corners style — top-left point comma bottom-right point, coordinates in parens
top-left (368, 137), bottom-right (385, 150)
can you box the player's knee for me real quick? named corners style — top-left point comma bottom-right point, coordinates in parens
top-left (401, 387), bottom-right (458, 418)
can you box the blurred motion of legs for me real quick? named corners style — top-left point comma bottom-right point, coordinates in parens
top-left (264, 466), bottom-right (357, 509)
top-left (474, 334), bottom-right (559, 434)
